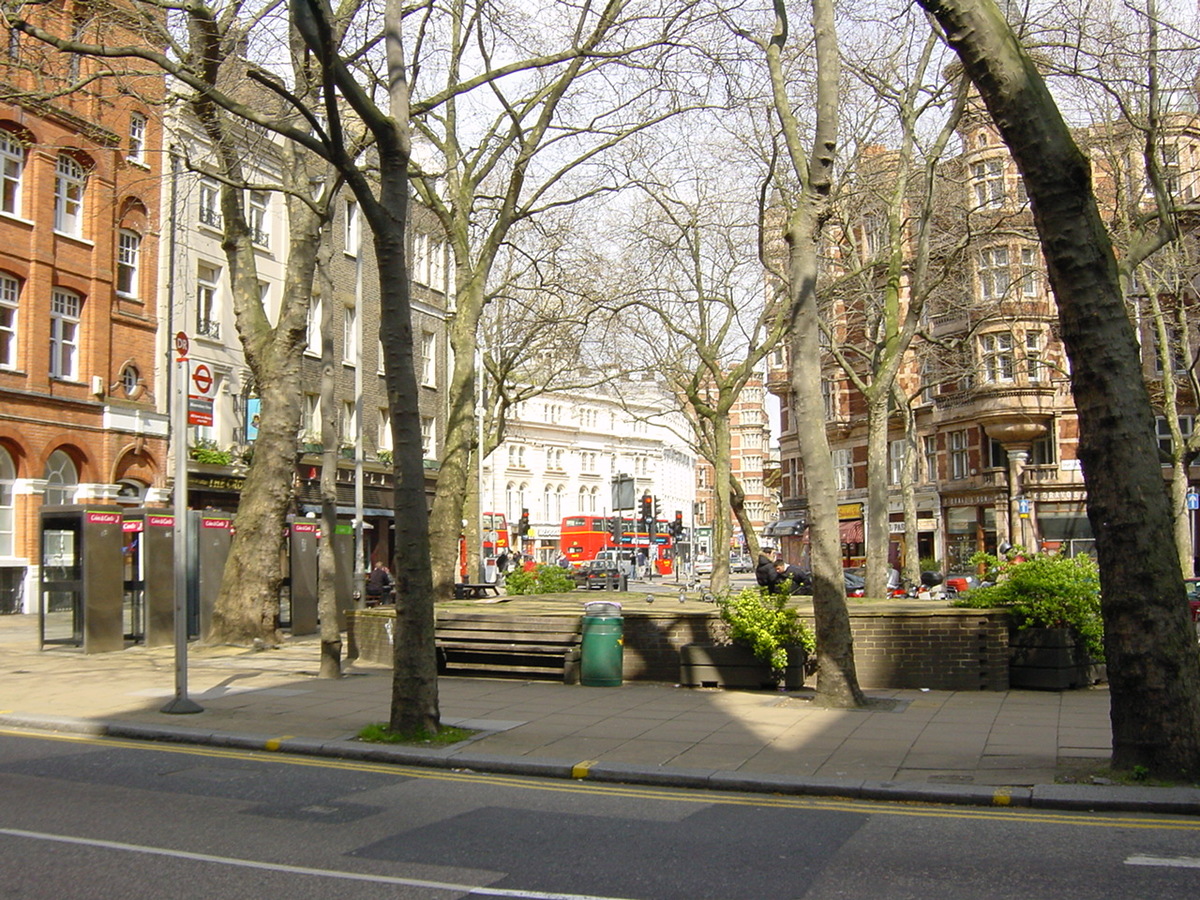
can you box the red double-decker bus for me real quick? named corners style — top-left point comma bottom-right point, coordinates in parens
top-left (458, 512), bottom-right (511, 580)
top-left (560, 515), bottom-right (674, 575)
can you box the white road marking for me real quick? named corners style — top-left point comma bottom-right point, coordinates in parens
top-left (1126, 855), bottom-right (1200, 869)
top-left (0, 827), bottom-right (634, 899)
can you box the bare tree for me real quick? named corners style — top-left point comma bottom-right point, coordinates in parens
top-left (918, 0), bottom-right (1200, 778)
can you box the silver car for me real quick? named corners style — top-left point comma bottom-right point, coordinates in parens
top-left (694, 555), bottom-right (713, 575)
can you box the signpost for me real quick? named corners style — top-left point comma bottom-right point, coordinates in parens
top-left (163, 333), bottom-right (201, 714)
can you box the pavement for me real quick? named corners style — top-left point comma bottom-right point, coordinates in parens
top-left (2, 611), bottom-right (1199, 816)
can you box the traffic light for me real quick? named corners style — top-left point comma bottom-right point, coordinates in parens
top-left (652, 496), bottom-right (660, 520)
top-left (640, 494), bottom-right (652, 525)
top-left (673, 510), bottom-right (683, 538)
top-left (609, 516), bottom-right (622, 542)
top-left (518, 508), bottom-right (529, 536)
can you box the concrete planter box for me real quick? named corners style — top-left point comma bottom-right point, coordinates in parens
top-left (1009, 627), bottom-right (1106, 690)
top-left (679, 643), bottom-right (806, 691)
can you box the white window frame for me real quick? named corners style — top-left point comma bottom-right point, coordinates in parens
top-left (49, 288), bottom-right (81, 380)
top-left (0, 131), bottom-right (23, 216)
top-left (421, 331), bottom-right (436, 386)
top-left (977, 247), bottom-right (1010, 301)
top-left (377, 407), bottom-right (392, 453)
top-left (980, 332), bottom-right (1015, 383)
top-left (306, 295), bottom-right (322, 356)
top-left (949, 430), bottom-right (970, 480)
top-left (421, 416), bottom-right (436, 459)
top-left (0, 273), bottom-right (17, 369)
top-left (923, 435), bottom-right (938, 483)
top-left (342, 304), bottom-right (357, 364)
top-left (128, 112), bottom-right (146, 164)
top-left (54, 154), bottom-right (86, 236)
top-left (0, 445), bottom-right (14, 557)
top-left (832, 448), bottom-right (853, 491)
top-left (197, 264), bottom-right (221, 339)
top-left (1019, 246), bottom-right (1041, 297)
top-left (970, 158), bottom-right (1005, 208)
top-left (199, 177), bottom-right (221, 229)
top-left (1026, 331), bottom-right (1043, 382)
top-left (342, 400), bottom-right (357, 443)
top-left (116, 229), bottom-right (140, 297)
top-left (888, 439), bottom-right (906, 486)
top-left (248, 190), bottom-right (269, 247)
top-left (344, 198), bottom-right (359, 255)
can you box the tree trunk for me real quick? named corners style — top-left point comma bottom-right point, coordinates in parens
top-left (709, 415), bottom-right (734, 592)
top-left (863, 394), bottom-right (891, 597)
top-left (428, 277), bottom-right (485, 603)
top-left (770, 0), bottom-right (864, 707)
top-left (317, 222), bottom-right (342, 679)
top-left (918, 0), bottom-right (1200, 778)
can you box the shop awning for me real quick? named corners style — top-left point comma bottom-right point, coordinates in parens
top-left (764, 517), bottom-right (807, 536)
top-left (838, 519), bottom-right (864, 544)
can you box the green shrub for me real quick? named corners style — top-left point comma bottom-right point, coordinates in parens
top-left (919, 556), bottom-right (940, 573)
top-left (189, 438), bottom-right (231, 465)
top-left (955, 553), bottom-right (1103, 659)
top-left (504, 564), bottom-right (577, 595)
top-left (717, 587), bottom-right (815, 675)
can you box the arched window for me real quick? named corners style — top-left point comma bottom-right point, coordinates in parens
top-left (0, 131), bottom-right (25, 216)
top-left (54, 154), bottom-right (86, 236)
top-left (43, 449), bottom-right (77, 506)
top-left (116, 229), bottom-right (141, 297)
top-left (0, 445), bottom-right (13, 555)
top-left (115, 479), bottom-right (145, 506)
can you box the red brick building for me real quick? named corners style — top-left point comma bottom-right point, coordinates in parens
top-left (0, 5), bottom-right (166, 612)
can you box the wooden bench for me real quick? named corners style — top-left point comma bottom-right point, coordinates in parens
top-left (454, 582), bottom-right (501, 599)
top-left (436, 613), bottom-right (582, 683)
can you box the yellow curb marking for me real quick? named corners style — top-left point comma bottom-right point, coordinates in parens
top-left (572, 759), bottom-right (599, 779)
top-left (264, 736), bottom-right (293, 751)
top-left (992, 788), bottom-right (1012, 806)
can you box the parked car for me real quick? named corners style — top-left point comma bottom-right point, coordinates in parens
top-left (576, 558), bottom-right (623, 590)
top-left (1187, 578), bottom-right (1200, 622)
top-left (694, 555), bottom-right (713, 575)
top-left (730, 554), bottom-right (753, 573)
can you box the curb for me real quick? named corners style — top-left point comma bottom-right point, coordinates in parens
top-left (3, 713), bottom-right (1199, 816)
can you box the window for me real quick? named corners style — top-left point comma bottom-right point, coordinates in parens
top-left (949, 430), bottom-right (970, 480)
top-left (1152, 328), bottom-right (1188, 375)
top-left (116, 229), bottom-right (140, 297)
top-left (1026, 331), bottom-right (1043, 382)
top-left (977, 247), bottom-right (1010, 301)
top-left (306, 295), bottom-right (322, 355)
top-left (0, 131), bottom-right (23, 216)
top-left (344, 198), bottom-right (359, 254)
top-left (923, 434), bottom-right (938, 482)
top-left (302, 393), bottom-right (320, 441)
top-left (1156, 416), bottom-right (1195, 457)
top-left (1019, 246), bottom-right (1041, 297)
top-left (421, 416), bottom-right (436, 459)
top-left (822, 380), bottom-right (837, 419)
top-left (412, 233), bottom-right (429, 285)
top-left (199, 178), bottom-right (221, 228)
top-left (0, 445), bottom-right (13, 556)
top-left (342, 400), bottom-right (357, 442)
top-left (508, 444), bottom-right (526, 468)
top-left (196, 264), bottom-right (220, 338)
top-left (248, 190), bottom-right (269, 247)
top-left (120, 363), bottom-right (141, 397)
top-left (43, 449), bottom-right (78, 506)
top-left (888, 439), bottom-right (906, 485)
top-left (128, 112), bottom-right (146, 164)
top-left (980, 332), bottom-right (1015, 383)
top-left (49, 289), bottom-right (81, 379)
top-left (832, 448), bottom-right (853, 491)
top-left (54, 154), bottom-right (86, 236)
top-left (342, 304), bottom-right (357, 364)
top-left (1030, 428), bottom-right (1057, 466)
top-left (0, 273), bottom-right (17, 369)
top-left (421, 331), bottom-right (436, 386)
top-left (377, 407), bottom-right (392, 453)
top-left (970, 158), bottom-right (1005, 208)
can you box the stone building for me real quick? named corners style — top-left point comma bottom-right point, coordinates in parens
top-left (769, 94), bottom-right (1199, 573)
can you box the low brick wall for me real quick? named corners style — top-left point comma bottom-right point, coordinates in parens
top-left (348, 605), bottom-right (1012, 690)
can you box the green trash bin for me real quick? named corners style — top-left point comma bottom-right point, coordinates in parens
top-left (580, 600), bottom-right (623, 686)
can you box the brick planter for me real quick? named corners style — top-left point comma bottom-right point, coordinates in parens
top-left (679, 643), bottom-right (806, 691)
top-left (1008, 627), bottom-right (1106, 690)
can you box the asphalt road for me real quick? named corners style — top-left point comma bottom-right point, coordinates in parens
top-left (1, 730), bottom-right (1198, 899)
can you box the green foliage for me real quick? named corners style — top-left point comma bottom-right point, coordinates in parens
top-left (189, 438), bottom-right (232, 465)
top-left (956, 553), bottom-right (1103, 659)
top-left (919, 556), bottom-right (940, 573)
top-left (504, 564), bottom-right (577, 595)
top-left (717, 587), bottom-right (815, 674)
top-left (357, 722), bottom-right (476, 746)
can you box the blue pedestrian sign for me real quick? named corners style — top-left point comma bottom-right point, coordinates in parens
top-left (1187, 490), bottom-right (1199, 511)
top-left (1017, 497), bottom-right (1031, 517)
